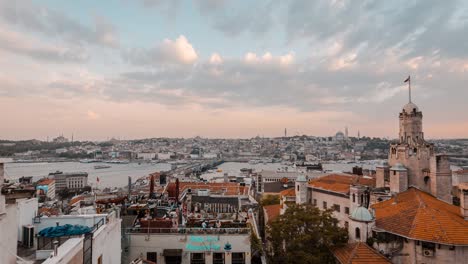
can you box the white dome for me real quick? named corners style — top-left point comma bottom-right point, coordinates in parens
top-left (350, 206), bottom-right (374, 222)
top-left (390, 163), bottom-right (407, 171)
top-left (403, 102), bottom-right (419, 113)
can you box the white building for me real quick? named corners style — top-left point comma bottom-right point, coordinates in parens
top-left (124, 228), bottom-right (251, 264)
top-left (0, 163), bottom-right (18, 264)
top-left (36, 211), bottom-right (122, 264)
top-left (51, 172), bottom-right (88, 191)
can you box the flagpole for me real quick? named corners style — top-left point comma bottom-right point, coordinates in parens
top-left (409, 76), bottom-right (411, 103)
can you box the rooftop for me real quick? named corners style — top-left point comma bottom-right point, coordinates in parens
top-left (263, 204), bottom-right (281, 224)
top-left (332, 242), bottom-right (391, 264)
top-left (372, 187), bottom-right (468, 245)
top-left (308, 174), bottom-right (375, 195)
top-left (279, 188), bottom-right (295, 197)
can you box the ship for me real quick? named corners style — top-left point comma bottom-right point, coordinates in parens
top-left (94, 165), bottom-right (111, 170)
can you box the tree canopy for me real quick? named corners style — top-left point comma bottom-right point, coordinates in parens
top-left (261, 195), bottom-right (280, 206)
top-left (267, 204), bottom-right (348, 264)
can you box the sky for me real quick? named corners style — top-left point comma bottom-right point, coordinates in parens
top-left (1, 0), bottom-right (468, 140)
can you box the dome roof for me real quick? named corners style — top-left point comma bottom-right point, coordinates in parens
top-left (390, 163), bottom-right (407, 171)
top-left (403, 102), bottom-right (419, 113)
top-left (336, 131), bottom-right (344, 136)
top-left (350, 206), bottom-right (374, 222)
top-left (296, 175), bottom-right (307, 182)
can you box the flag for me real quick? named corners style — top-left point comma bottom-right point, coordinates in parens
top-left (404, 75), bottom-right (410, 83)
top-left (97, 177), bottom-right (100, 182)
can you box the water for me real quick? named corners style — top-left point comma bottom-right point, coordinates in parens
top-left (4, 162), bottom-right (171, 188)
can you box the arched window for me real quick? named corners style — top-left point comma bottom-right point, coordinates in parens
top-left (352, 194), bottom-right (356, 203)
top-left (360, 194), bottom-right (364, 205)
top-left (355, 227), bottom-right (361, 240)
top-left (297, 185), bottom-right (300, 192)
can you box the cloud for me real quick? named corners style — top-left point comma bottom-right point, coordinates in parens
top-left (86, 110), bottom-right (100, 120)
top-left (123, 35), bottom-right (198, 65)
top-left (209, 53), bottom-right (223, 65)
top-left (0, 0), bottom-right (119, 48)
top-left (0, 26), bottom-right (88, 63)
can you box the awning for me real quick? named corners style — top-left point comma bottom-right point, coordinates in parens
top-left (163, 249), bottom-right (182, 256)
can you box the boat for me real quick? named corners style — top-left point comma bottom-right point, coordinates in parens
top-left (94, 165), bottom-right (111, 170)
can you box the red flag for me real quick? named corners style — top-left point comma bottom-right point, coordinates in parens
top-left (96, 177), bottom-right (100, 182)
top-left (404, 75), bottom-right (410, 83)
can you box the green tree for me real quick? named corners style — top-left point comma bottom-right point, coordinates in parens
top-left (261, 195), bottom-right (280, 206)
top-left (267, 204), bottom-right (348, 264)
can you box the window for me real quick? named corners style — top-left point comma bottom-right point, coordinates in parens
top-left (213, 253), bottom-right (225, 264)
top-left (323, 201), bottom-right (327, 209)
top-left (191, 253), bottom-right (205, 264)
top-left (345, 207), bottom-right (350, 214)
top-left (344, 221), bottom-right (349, 229)
top-left (147, 252), bottom-right (157, 262)
top-left (313, 199), bottom-right (317, 206)
top-left (97, 255), bottom-right (102, 264)
top-left (352, 194), bottom-right (355, 203)
top-left (355, 227), bottom-right (361, 240)
top-left (232, 253), bottom-right (245, 264)
top-left (297, 185), bottom-right (300, 191)
top-left (333, 204), bottom-right (340, 212)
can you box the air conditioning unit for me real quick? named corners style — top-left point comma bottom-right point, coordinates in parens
top-left (423, 249), bottom-right (434, 257)
top-left (22, 225), bottom-right (34, 248)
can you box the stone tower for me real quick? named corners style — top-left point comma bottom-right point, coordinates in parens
top-left (387, 84), bottom-right (451, 201)
top-left (295, 175), bottom-right (308, 205)
top-left (388, 100), bottom-right (434, 193)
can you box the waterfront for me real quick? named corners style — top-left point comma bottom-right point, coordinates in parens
top-left (3, 160), bottom-right (384, 188)
top-left (3, 161), bottom-right (171, 188)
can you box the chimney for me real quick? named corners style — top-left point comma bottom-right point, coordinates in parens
top-left (53, 240), bottom-right (59, 256)
top-left (459, 183), bottom-right (468, 220)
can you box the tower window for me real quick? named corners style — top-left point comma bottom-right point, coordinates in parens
top-left (352, 194), bottom-right (356, 203)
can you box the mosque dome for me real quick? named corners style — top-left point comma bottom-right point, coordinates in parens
top-left (402, 102), bottom-right (419, 113)
top-left (336, 131), bottom-right (345, 137)
top-left (350, 206), bottom-right (374, 222)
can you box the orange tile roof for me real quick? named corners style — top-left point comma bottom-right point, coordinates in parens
top-left (69, 195), bottom-right (84, 206)
top-left (39, 207), bottom-right (60, 217)
top-left (280, 188), bottom-right (295, 197)
top-left (263, 204), bottom-right (281, 224)
top-left (372, 187), bottom-right (468, 245)
top-left (308, 174), bottom-right (375, 194)
top-left (38, 179), bottom-right (55, 185)
top-left (332, 242), bottom-right (391, 264)
top-left (169, 182), bottom-right (249, 196)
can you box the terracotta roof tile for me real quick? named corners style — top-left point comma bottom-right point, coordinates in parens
top-left (38, 179), bottom-right (55, 185)
top-left (372, 187), bottom-right (468, 245)
top-left (279, 188), bottom-right (295, 197)
top-left (308, 174), bottom-right (375, 194)
top-left (69, 195), bottom-right (84, 206)
top-left (263, 204), bottom-right (281, 224)
top-left (332, 242), bottom-right (391, 264)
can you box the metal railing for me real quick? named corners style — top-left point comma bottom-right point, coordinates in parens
top-left (124, 227), bottom-right (250, 235)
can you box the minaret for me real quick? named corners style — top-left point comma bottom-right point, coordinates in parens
top-left (357, 130), bottom-right (360, 139)
top-left (284, 128), bottom-right (287, 138)
top-left (345, 126), bottom-right (349, 140)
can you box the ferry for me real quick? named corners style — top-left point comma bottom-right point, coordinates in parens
top-left (94, 165), bottom-right (111, 170)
